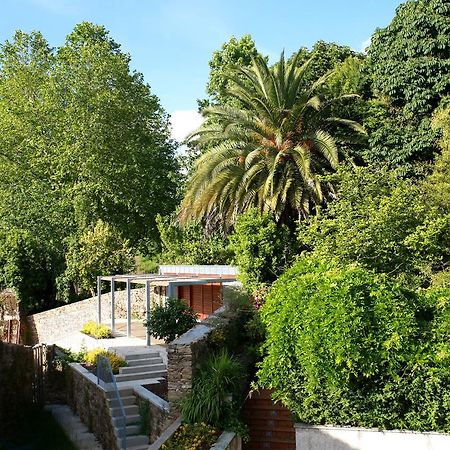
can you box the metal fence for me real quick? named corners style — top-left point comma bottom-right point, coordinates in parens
top-left (96, 355), bottom-right (127, 450)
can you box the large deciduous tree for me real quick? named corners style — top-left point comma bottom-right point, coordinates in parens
top-left (366, 0), bottom-right (450, 169)
top-left (0, 23), bottom-right (180, 310)
top-left (180, 52), bottom-right (364, 228)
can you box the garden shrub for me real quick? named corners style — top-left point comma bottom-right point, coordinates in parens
top-left (229, 209), bottom-right (296, 293)
top-left (299, 166), bottom-right (450, 289)
top-left (145, 297), bottom-right (198, 343)
top-left (256, 255), bottom-right (446, 430)
top-left (84, 348), bottom-right (126, 374)
top-left (161, 423), bottom-right (220, 450)
top-left (81, 321), bottom-right (113, 339)
top-left (181, 351), bottom-right (244, 428)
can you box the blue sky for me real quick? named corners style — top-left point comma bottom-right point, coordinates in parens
top-left (1, 0), bottom-right (404, 140)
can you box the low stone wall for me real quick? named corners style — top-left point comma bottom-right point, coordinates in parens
top-left (134, 385), bottom-right (171, 444)
top-left (167, 282), bottom-right (247, 404)
top-left (67, 363), bottom-right (118, 450)
top-left (0, 342), bottom-right (34, 438)
top-left (27, 288), bottom-right (146, 344)
top-left (295, 424), bottom-right (450, 450)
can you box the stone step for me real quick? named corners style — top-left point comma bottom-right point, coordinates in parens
top-left (111, 404), bottom-right (139, 417)
top-left (108, 395), bottom-right (136, 408)
top-left (115, 369), bottom-right (167, 383)
top-left (127, 356), bottom-right (163, 367)
top-left (119, 363), bottom-right (166, 375)
top-left (125, 352), bottom-right (160, 361)
top-left (113, 414), bottom-right (141, 427)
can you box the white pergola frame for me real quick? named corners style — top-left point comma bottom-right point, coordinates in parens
top-left (96, 274), bottom-right (231, 346)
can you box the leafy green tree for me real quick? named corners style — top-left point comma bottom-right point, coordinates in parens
top-left (229, 209), bottom-right (296, 293)
top-left (292, 41), bottom-right (359, 89)
top-left (156, 214), bottom-right (232, 265)
top-left (199, 34), bottom-right (260, 109)
top-left (300, 166), bottom-right (450, 288)
top-left (0, 23), bottom-right (180, 309)
top-left (54, 23), bottom-right (180, 249)
top-left (366, 0), bottom-right (450, 168)
top-left (181, 51), bottom-right (364, 228)
top-left (59, 220), bottom-right (135, 299)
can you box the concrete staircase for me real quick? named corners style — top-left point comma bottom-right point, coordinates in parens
top-left (116, 351), bottom-right (166, 383)
top-left (107, 351), bottom-right (167, 450)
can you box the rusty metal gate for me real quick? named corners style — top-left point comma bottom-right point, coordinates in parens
top-left (32, 343), bottom-right (48, 406)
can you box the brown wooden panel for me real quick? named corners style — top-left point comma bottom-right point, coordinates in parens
top-left (243, 389), bottom-right (295, 450)
top-left (191, 285), bottom-right (203, 317)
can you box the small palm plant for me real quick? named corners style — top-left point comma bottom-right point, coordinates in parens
top-left (180, 51), bottom-right (365, 228)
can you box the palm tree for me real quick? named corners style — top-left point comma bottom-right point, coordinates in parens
top-left (180, 51), bottom-right (365, 228)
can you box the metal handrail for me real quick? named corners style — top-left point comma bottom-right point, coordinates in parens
top-left (97, 355), bottom-right (127, 450)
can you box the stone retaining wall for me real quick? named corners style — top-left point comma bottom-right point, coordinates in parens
top-left (67, 363), bottom-right (118, 450)
top-left (27, 288), bottom-right (146, 344)
top-left (134, 385), bottom-right (171, 444)
top-left (167, 282), bottom-right (246, 404)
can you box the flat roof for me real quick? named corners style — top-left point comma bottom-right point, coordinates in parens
top-left (99, 274), bottom-right (236, 285)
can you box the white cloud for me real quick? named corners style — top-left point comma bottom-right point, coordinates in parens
top-left (170, 110), bottom-right (203, 143)
top-left (361, 38), bottom-right (372, 53)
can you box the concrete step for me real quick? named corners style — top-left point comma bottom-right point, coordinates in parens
top-left (126, 435), bottom-right (149, 447)
top-left (125, 424), bottom-right (141, 436)
top-left (114, 423), bottom-right (142, 437)
top-left (119, 363), bottom-right (166, 375)
top-left (111, 404), bottom-right (139, 417)
top-left (125, 352), bottom-right (160, 361)
top-left (109, 395), bottom-right (136, 408)
top-left (106, 387), bottom-right (134, 398)
top-left (127, 356), bottom-right (163, 367)
top-left (115, 370), bottom-right (167, 383)
top-left (113, 414), bottom-right (141, 427)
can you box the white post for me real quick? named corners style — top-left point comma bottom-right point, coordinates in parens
top-left (97, 276), bottom-right (101, 324)
top-left (126, 279), bottom-right (132, 337)
top-left (146, 281), bottom-right (151, 347)
top-left (110, 277), bottom-right (115, 333)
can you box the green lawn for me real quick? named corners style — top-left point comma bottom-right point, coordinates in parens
top-left (0, 410), bottom-right (75, 450)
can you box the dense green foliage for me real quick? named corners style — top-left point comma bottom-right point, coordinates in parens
top-left (257, 256), bottom-right (450, 432)
top-left (366, 0), bottom-right (450, 168)
top-left (201, 34), bottom-right (260, 108)
top-left (181, 51), bottom-right (364, 228)
top-left (156, 214), bottom-right (232, 265)
top-left (0, 23), bottom-right (179, 310)
top-left (181, 351), bottom-right (244, 427)
top-left (145, 297), bottom-right (198, 343)
top-left (59, 220), bottom-right (135, 299)
top-left (299, 167), bottom-right (450, 288)
top-left (229, 210), bottom-right (296, 292)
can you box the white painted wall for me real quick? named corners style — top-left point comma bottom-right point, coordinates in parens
top-left (296, 424), bottom-right (450, 450)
